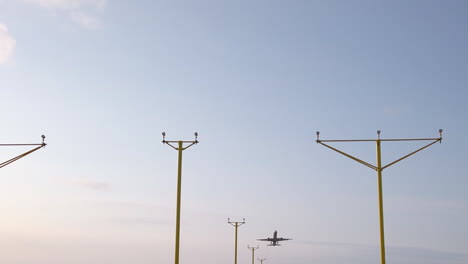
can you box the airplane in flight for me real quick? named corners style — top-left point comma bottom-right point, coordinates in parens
top-left (257, 230), bottom-right (292, 246)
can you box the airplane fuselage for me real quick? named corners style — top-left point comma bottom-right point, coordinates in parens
top-left (272, 231), bottom-right (278, 245)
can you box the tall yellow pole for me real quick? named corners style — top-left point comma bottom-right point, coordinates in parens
top-left (251, 246), bottom-right (253, 264)
top-left (315, 130), bottom-right (443, 264)
top-left (175, 141), bottom-right (183, 264)
top-left (228, 218), bottom-right (245, 264)
top-left (162, 132), bottom-right (199, 264)
top-left (376, 139), bottom-right (386, 264)
top-left (248, 246), bottom-right (259, 264)
top-left (235, 224), bottom-right (238, 264)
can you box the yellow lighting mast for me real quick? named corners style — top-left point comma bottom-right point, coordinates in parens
top-left (316, 129), bottom-right (443, 264)
top-left (162, 132), bottom-right (199, 264)
top-left (247, 245), bottom-right (260, 264)
top-left (228, 218), bottom-right (245, 264)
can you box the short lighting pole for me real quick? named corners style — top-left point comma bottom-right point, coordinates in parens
top-left (247, 245), bottom-right (259, 264)
top-left (228, 218), bottom-right (245, 264)
top-left (1, 135), bottom-right (47, 168)
top-left (162, 132), bottom-right (199, 264)
top-left (315, 129), bottom-right (443, 264)
top-left (257, 257), bottom-right (267, 264)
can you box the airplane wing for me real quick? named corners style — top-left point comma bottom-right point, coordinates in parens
top-left (257, 238), bottom-right (273, 241)
top-left (277, 238), bottom-right (292, 241)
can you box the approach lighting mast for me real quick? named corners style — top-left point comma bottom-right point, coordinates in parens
top-left (247, 245), bottom-right (260, 264)
top-left (162, 132), bottom-right (199, 264)
top-left (228, 218), bottom-right (245, 264)
top-left (315, 129), bottom-right (443, 264)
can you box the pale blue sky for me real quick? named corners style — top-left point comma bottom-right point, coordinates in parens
top-left (1, 1), bottom-right (467, 264)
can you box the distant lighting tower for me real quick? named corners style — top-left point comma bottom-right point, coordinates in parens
top-left (162, 132), bottom-right (199, 264)
top-left (1, 135), bottom-right (47, 168)
top-left (228, 218), bottom-right (245, 264)
top-left (247, 245), bottom-right (259, 264)
top-left (315, 129), bottom-right (443, 264)
top-left (257, 257), bottom-right (267, 264)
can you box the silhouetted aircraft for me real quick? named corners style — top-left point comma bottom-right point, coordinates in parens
top-left (257, 230), bottom-right (291, 246)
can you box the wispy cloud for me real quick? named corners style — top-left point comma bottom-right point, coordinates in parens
top-left (113, 217), bottom-right (172, 226)
top-left (388, 246), bottom-right (468, 264)
top-left (24, 0), bottom-right (107, 29)
top-left (74, 179), bottom-right (110, 191)
top-left (293, 239), bottom-right (374, 248)
top-left (0, 24), bottom-right (16, 64)
top-left (70, 11), bottom-right (101, 29)
top-left (292, 240), bottom-right (468, 264)
top-left (24, 0), bottom-right (106, 9)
